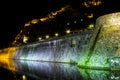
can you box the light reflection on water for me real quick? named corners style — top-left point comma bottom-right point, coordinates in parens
top-left (13, 60), bottom-right (83, 80)
top-left (0, 59), bottom-right (120, 80)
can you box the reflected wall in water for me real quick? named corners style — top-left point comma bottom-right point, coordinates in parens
top-left (14, 60), bottom-right (84, 80)
top-left (78, 68), bottom-right (120, 80)
top-left (0, 59), bottom-right (120, 80)
top-left (0, 59), bottom-right (84, 80)
top-left (0, 59), bottom-right (16, 71)
top-left (78, 68), bottom-right (110, 80)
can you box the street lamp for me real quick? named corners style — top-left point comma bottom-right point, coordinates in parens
top-left (55, 33), bottom-right (59, 37)
top-left (66, 29), bottom-right (71, 34)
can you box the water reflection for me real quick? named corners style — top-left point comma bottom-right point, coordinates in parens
top-left (0, 59), bottom-right (120, 80)
top-left (13, 60), bottom-right (83, 80)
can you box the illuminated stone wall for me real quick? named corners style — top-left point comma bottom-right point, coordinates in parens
top-left (13, 30), bottom-right (93, 63)
top-left (0, 12), bottom-right (119, 69)
top-left (78, 12), bottom-right (120, 68)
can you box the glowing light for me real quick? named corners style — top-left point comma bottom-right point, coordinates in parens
top-left (38, 37), bottom-right (42, 41)
top-left (45, 35), bottom-right (50, 39)
top-left (83, 0), bottom-right (102, 7)
top-left (74, 20), bottom-right (77, 23)
top-left (55, 33), bottom-right (59, 37)
top-left (0, 47), bottom-right (17, 71)
top-left (39, 5), bottom-right (72, 22)
top-left (87, 13), bottom-right (93, 18)
top-left (85, 13), bottom-right (93, 19)
top-left (23, 36), bottom-right (28, 43)
top-left (31, 19), bottom-right (39, 24)
top-left (22, 75), bottom-right (27, 80)
top-left (83, 2), bottom-right (90, 7)
top-left (51, 12), bottom-right (57, 16)
top-left (24, 22), bottom-right (31, 27)
top-left (66, 29), bottom-right (71, 34)
top-left (40, 18), bottom-right (46, 22)
top-left (12, 30), bottom-right (24, 46)
top-left (88, 24), bottom-right (94, 29)
top-left (67, 22), bottom-right (70, 25)
top-left (81, 19), bottom-right (83, 21)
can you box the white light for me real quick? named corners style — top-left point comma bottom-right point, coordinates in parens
top-left (81, 19), bottom-right (83, 21)
top-left (66, 29), bottom-right (71, 34)
top-left (74, 20), bottom-right (77, 23)
top-left (22, 75), bottom-right (27, 80)
top-left (23, 36), bottom-right (28, 43)
top-left (45, 35), bottom-right (50, 39)
top-left (38, 37), bottom-right (42, 41)
top-left (55, 33), bottom-right (59, 37)
top-left (67, 22), bottom-right (70, 25)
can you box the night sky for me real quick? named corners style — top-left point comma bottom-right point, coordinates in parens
top-left (0, 0), bottom-right (120, 48)
top-left (0, 0), bottom-right (69, 48)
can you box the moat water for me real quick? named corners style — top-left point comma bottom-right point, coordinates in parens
top-left (0, 60), bottom-right (120, 80)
